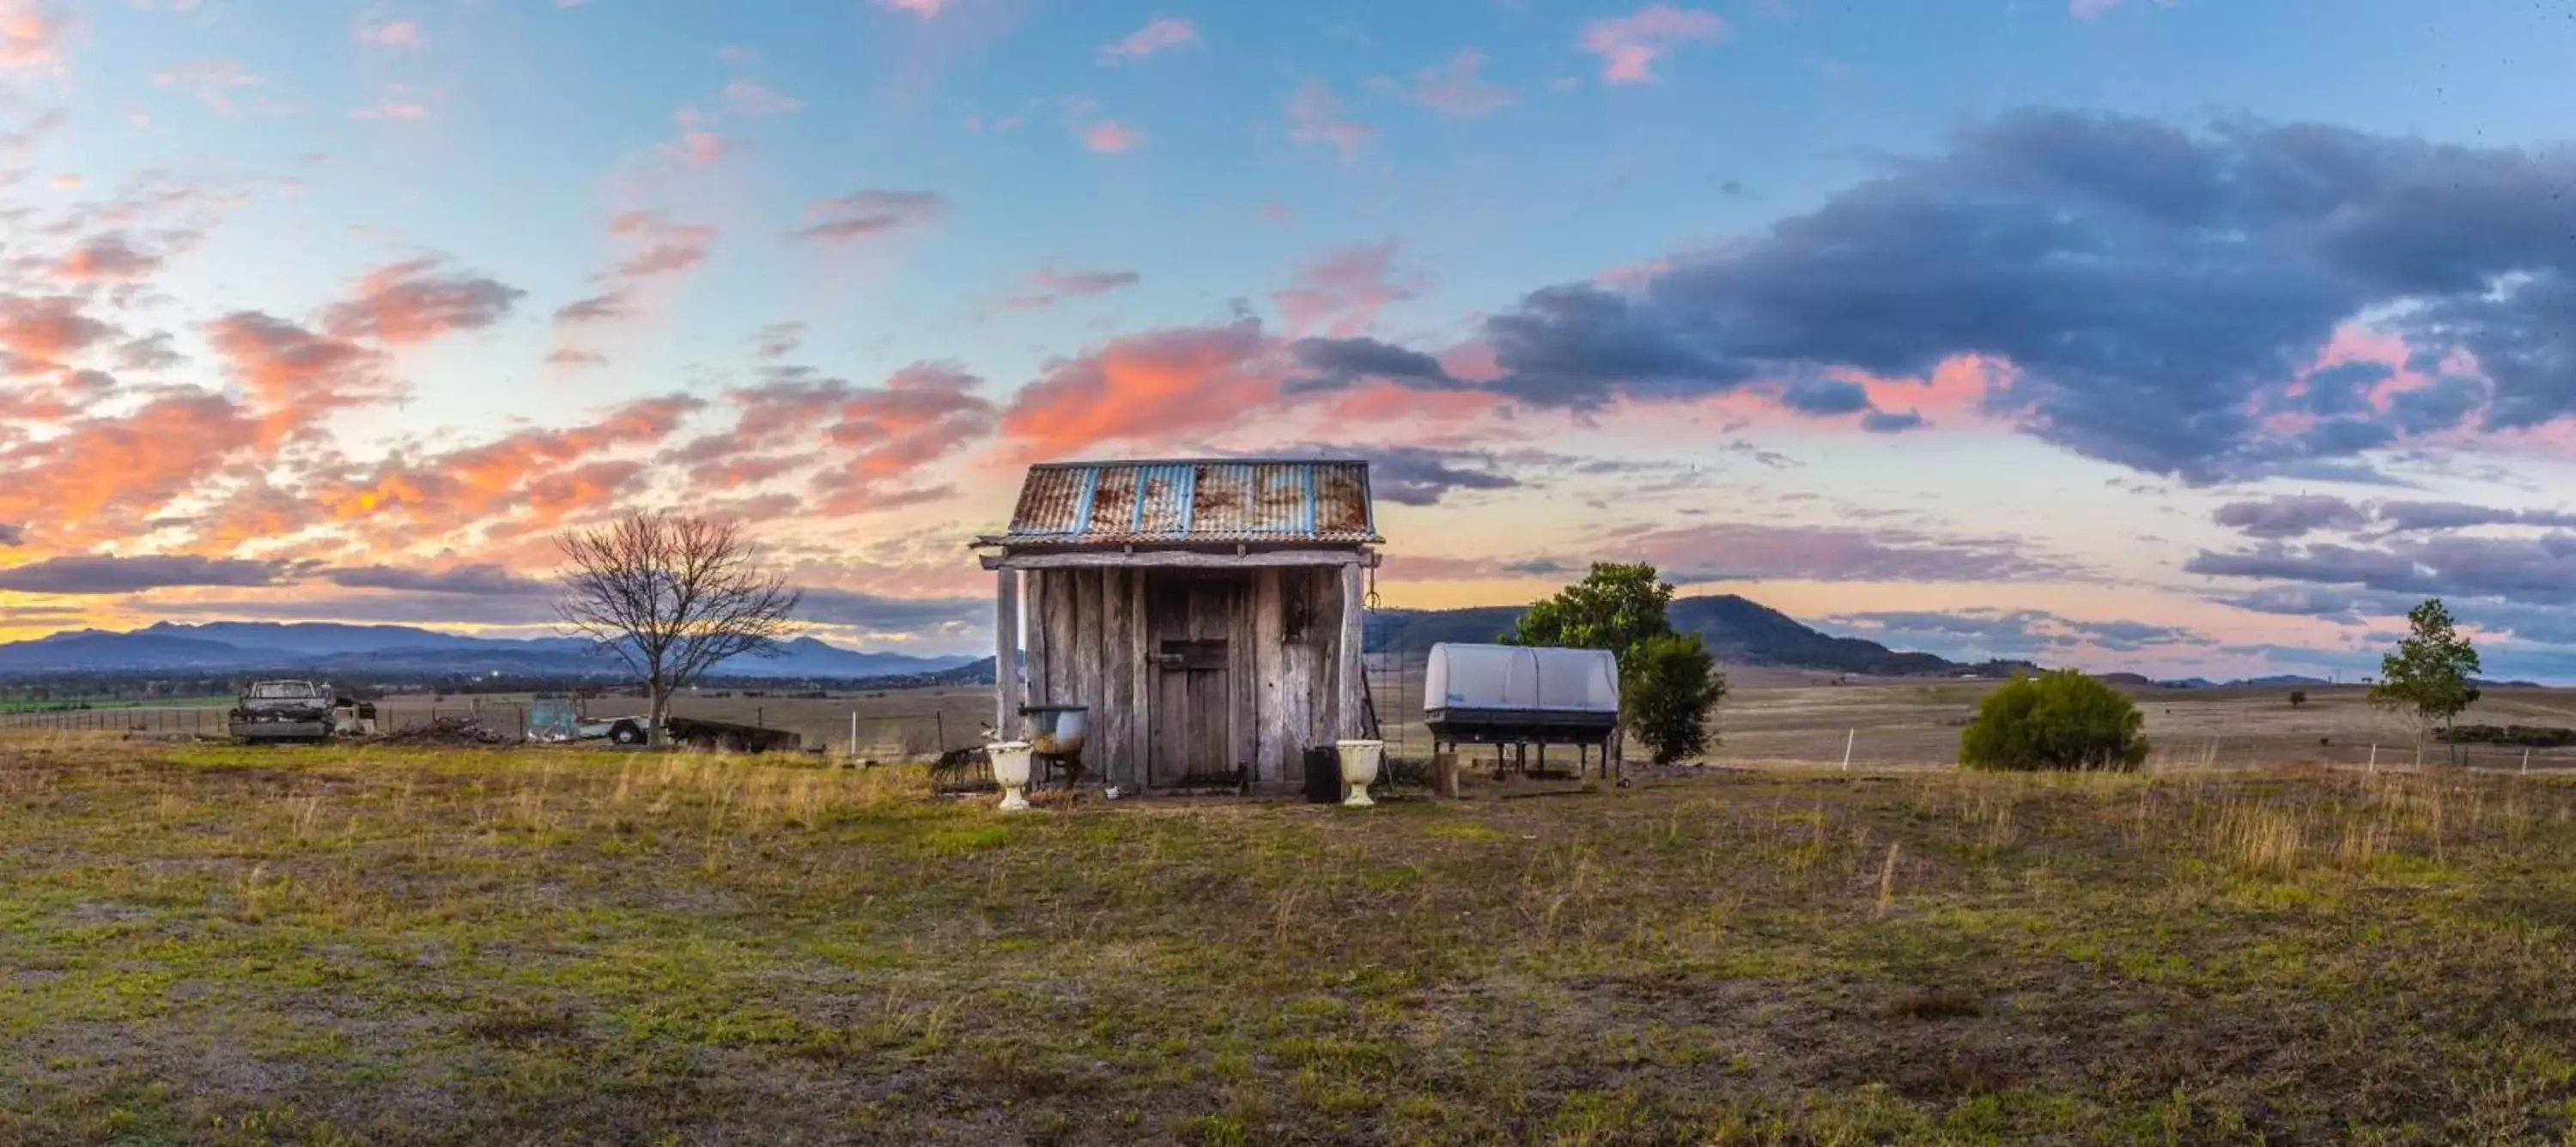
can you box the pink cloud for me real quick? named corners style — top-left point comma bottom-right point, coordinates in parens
top-left (2300, 322), bottom-right (2441, 418)
top-left (1272, 242), bottom-right (1425, 337)
top-left (658, 106), bottom-right (739, 167)
top-left (355, 20), bottom-right (420, 46)
top-left (0, 392), bottom-right (258, 531)
top-left (878, 0), bottom-right (945, 17)
top-left (600, 212), bottom-right (716, 281)
top-left (1438, 341), bottom-right (1501, 383)
top-left (313, 395), bottom-right (706, 542)
top-left (150, 59), bottom-right (259, 115)
top-left (0, 2), bottom-right (75, 75)
top-left (1285, 78), bottom-right (1372, 164)
top-left (696, 363), bottom-right (998, 513)
top-left (1000, 319), bottom-right (1279, 455)
top-left (1404, 49), bottom-right (1510, 118)
top-left (997, 266), bottom-right (1141, 309)
top-left (1829, 354), bottom-right (2014, 424)
top-left (56, 232), bottom-right (162, 282)
top-left (720, 81), bottom-right (802, 118)
top-left (322, 258), bottom-right (525, 345)
top-left (204, 311), bottom-right (388, 439)
top-left (1100, 17), bottom-right (1198, 63)
top-left (790, 190), bottom-right (946, 242)
top-left (1579, 5), bottom-right (1728, 83)
top-left (0, 294), bottom-right (113, 370)
top-left (1081, 119), bottom-right (1141, 154)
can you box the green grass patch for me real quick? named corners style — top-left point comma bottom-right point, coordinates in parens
top-left (4, 738), bottom-right (2575, 1142)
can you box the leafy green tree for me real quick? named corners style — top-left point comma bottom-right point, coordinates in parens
top-left (1506, 563), bottom-right (1726, 763)
top-left (2369, 598), bottom-right (2482, 766)
top-left (2289, 690), bottom-right (2308, 708)
top-left (1959, 670), bottom-right (2148, 772)
top-left (1501, 562), bottom-right (1675, 658)
top-left (1625, 633), bottom-right (1728, 764)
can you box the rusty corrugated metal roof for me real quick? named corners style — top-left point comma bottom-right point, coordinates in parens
top-left (978, 458), bottom-right (1380, 547)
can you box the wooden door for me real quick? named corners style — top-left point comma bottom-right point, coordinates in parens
top-left (1147, 574), bottom-right (1239, 787)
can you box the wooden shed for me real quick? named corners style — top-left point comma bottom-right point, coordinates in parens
top-left (975, 458), bottom-right (1384, 792)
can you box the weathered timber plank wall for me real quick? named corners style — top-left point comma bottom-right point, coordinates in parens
top-left (1026, 562), bottom-right (1360, 790)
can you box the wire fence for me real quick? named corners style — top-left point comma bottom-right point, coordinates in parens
top-left (0, 701), bottom-right (984, 760)
top-left (0, 706), bottom-right (234, 736)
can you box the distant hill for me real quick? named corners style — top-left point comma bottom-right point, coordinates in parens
top-left (847, 655), bottom-right (1013, 690)
top-left (0, 622), bottom-right (972, 682)
top-left (2153, 675), bottom-right (2331, 689)
top-left (1362, 592), bottom-right (2018, 677)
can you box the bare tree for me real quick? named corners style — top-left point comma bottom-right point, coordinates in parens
top-left (555, 513), bottom-right (801, 747)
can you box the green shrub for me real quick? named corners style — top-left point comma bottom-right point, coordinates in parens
top-left (1625, 633), bottom-right (1726, 766)
top-left (1958, 670), bottom-right (2148, 772)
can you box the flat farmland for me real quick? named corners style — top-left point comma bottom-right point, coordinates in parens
top-left (7, 670), bottom-right (2571, 774)
top-left (1369, 661), bottom-right (2576, 773)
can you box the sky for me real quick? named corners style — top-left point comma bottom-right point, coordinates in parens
top-left (5, 0), bottom-right (2576, 682)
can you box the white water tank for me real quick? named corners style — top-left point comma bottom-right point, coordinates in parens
top-left (1422, 643), bottom-right (1619, 741)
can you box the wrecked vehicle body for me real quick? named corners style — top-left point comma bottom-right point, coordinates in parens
top-left (228, 680), bottom-right (333, 743)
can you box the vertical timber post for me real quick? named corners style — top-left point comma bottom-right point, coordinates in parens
top-left (1338, 561), bottom-right (1365, 742)
top-left (995, 566), bottom-right (1023, 742)
top-left (848, 711), bottom-right (859, 758)
top-left (1842, 729), bottom-right (1855, 772)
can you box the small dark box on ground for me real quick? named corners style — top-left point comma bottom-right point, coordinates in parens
top-left (1303, 745), bottom-right (1342, 804)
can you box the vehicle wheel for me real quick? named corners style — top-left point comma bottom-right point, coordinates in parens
top-left (722, 731), bottom-right (750, 753)
top-left (610, 721), bottom-right (646, 746)
top-left (691, 734), bottom-right (719, 752)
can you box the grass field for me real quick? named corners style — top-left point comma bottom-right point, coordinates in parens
top-left (8, 733), bottom-right (2576, 1143)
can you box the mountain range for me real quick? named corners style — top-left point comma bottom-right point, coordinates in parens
top-left (0, 596), bottom-right (2014, 683)
top-left (23, 594), bottom-right (2379, 687)
top-left (0, 622), bottom-right (973, 681)
top-left (1361, 594), bottom-right (2029, 677)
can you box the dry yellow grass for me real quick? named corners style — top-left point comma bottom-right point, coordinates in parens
top-left (10, 732), bottom-right (2576, 1141)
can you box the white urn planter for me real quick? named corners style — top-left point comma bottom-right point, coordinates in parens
top-left (988, 741), bottom-right (1035, 812)
top-left (1337, 739), bottom-right (1385, 807)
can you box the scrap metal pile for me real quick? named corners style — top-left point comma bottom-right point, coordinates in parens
top-left (373, 715), bottom-right (512, 747)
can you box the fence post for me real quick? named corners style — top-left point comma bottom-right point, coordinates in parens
top-left (936, 711), bottom-right (946, 754)
top-left (848, 711), bottom-right (859, 757)
top-left (2523, 747), bottom-right (2530, 775)
top-left (1841, 729), bottom-right (1854, 772)
top-left (2367, 743), bottom-right (2378, 773)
